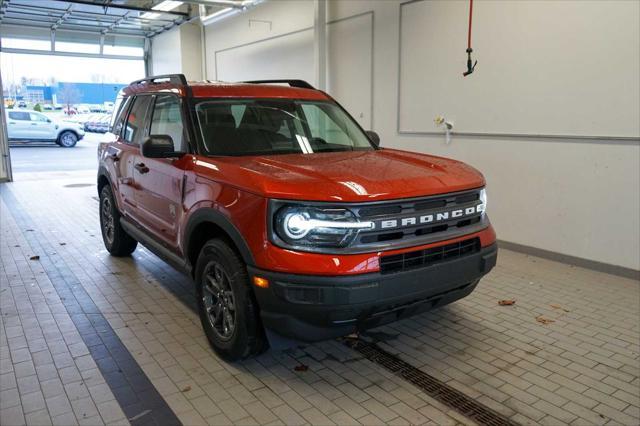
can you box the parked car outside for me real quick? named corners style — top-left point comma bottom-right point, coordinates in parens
top-left (6, 109), bottom-right (85, 147)
top-left (84, 114), bottom-right (110, 133)
top-left (98, 75), bottom-right (496, 360)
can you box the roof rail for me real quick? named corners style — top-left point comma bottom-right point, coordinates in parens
top-left (243, 80), bottom-right (315, 90)
top-left (131, 74), bottom-right (187, 86)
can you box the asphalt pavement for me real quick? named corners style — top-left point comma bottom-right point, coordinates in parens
top-left (9, 132), bottom-right (104, 173)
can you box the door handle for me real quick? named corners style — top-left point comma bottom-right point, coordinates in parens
top-left (31, 123), bottom-right (38, 126)
top-left (134, 162), bottom-right (149, 174)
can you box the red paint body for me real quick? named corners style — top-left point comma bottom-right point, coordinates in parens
top-left (100, 82), bottom-right (496, 276)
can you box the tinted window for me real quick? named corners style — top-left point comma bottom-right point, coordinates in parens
top-left (8, 111), bottom-right (30, 121)
top-left (150, 95), bottom-right (185, 151)
top-left (123, 96), bottom-right (152, 145)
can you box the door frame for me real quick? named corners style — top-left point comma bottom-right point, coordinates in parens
top-left (0, 72), bottom-right (13, 182)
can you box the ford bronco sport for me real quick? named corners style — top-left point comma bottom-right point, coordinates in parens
top-left (97, 74), bottom-right (497, 360)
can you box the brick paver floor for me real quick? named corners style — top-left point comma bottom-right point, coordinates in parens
top-left (1, 171), bottom-right (638, 425)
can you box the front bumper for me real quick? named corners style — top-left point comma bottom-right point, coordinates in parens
top-left (250, 243), bottom-right (498, 341)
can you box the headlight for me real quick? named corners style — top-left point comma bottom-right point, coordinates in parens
top-left (274, 205), bottom-right (373, 249)
top-left (479, 188), bottom-right (487, 214)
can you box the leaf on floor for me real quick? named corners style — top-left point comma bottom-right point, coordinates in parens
top-left (294, 364), bottom-right (309, 372)
top-left (29, 255), bottom-right (40, 261)
top-left (498, 299), bottom-right (516, 306)
top-left (550, 303), bottom-right (570, 312)
top-left (181, 385), bottom-right (191, 392)
top-left (535, 315), bottom-right (555, 325)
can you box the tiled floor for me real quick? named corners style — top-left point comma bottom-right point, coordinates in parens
top-left (1, 170), bottom-right (639, 426)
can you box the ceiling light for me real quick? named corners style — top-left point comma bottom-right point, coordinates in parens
top-left (141, 0), bottom-right (183, 20)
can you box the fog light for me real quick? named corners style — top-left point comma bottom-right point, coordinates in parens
top-left (253, 276), bottom-right (269, 288)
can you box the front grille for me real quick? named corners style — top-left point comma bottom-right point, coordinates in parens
top-left (350, 189), bottom-right (485, 251)
top-left (379, 238), bottom-right (480, 274)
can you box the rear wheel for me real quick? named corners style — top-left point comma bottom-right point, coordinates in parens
top-left (196, 239), bottom-right (267, 360)
top-left (99, 185), bottom-right (137, 256)
top-left (58, 131), bottom-right (78, 147)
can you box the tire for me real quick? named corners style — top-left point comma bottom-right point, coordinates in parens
top-left (195, 239), bottom-right (267, 360)
top-left (99, 185), bottom-right (137, 256)
top-left (58, 131), bottom-right (78, 147)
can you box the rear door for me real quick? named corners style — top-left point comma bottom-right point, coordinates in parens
top-left (6, 111), bottom-right (31, 139)
top-left (113, 95), bottom-right (153, 216)
top-left (132, 94), bottom-right (188, 247)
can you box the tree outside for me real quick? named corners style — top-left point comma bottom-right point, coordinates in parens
top-left (58, 83), bottom-right (81, 113)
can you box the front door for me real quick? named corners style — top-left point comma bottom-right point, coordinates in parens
top-left (116, 95), bottom-right (153, 216)
top-left (132, 94), bottom-right (187, 248)
top-left (28, 112), bottom-right (57, 140)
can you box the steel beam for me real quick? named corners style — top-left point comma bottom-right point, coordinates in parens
top-left (59, 0), bottom-right (189, 17)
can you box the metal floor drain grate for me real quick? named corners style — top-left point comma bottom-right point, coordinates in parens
top-left (342, 337), bottom-right (519, 426)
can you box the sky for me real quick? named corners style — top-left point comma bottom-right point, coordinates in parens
top-left (0, 52), bottom-right (145, 86)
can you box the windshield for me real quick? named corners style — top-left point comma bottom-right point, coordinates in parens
top-left (195, 99), bottom-right (374, 156)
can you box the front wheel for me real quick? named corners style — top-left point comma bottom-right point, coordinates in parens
top-left (58, 131), bottom-right (78, 147)
top-left (99, 185), bottom-right (137, 256)
top-left (195, 239), bottom-right (267, 360)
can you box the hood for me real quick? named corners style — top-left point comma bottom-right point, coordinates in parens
top-left (193, 149), bottom-right (485, 202)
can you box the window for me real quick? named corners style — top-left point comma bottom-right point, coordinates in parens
top-left (102, 45), bottom-right (144, 57)
top-left (123, 96), bottom-right (152, 145)
top-left (29, 113), bottom-right (48, 122)
top-left (1, 38), bottom-right (50, 51)
top-left (55, 41), bottom-right (100, 55)
top-left (111, 96), bottom-right (131, 136)
top-left (8, 112), bottom-right (30, 121)
top-left (301, 104), bottom-right (354, 147)
top-left (195, 99), bottom-right (373, 156)
top-left (150, 95), bottom-right (185, 151)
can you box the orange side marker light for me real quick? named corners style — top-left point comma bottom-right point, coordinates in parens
top-left (253, 276), bottom-right (269, 289)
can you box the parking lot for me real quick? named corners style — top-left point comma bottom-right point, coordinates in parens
top-left (9, 132), bottom-right (103, 174)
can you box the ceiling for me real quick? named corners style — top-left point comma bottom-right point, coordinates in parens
top-left (0, 0), bottom-right (193, 39)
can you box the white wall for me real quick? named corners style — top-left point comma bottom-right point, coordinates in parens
top-left (151, 23), bottom-right (202, 81)
top-left (201, 0), bottom-right (640, 271)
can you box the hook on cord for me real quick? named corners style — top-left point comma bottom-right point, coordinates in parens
top-left (463, 0), bottom-right (477, 77)
top-left (463, 48), bottom-right (477, 77)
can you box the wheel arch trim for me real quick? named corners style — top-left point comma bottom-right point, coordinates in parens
top-left (183, 208), bottom-right (256, 270)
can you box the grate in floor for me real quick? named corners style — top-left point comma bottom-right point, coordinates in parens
top-left (342, 337), bottom-right (519, 426)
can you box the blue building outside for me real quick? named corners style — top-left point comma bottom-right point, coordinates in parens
top-left (24, 82), bottom-right (126, 105)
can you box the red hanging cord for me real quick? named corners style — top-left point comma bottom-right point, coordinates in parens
top-left (467, 0), bottom-right (473, 50)
top-left (463, 0), bottom-right (477, 76)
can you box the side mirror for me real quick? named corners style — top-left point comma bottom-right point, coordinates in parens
top-left (46, 118), bottom-right (52, 123)
top-left (141, 135), bottom-right (182, 158)
top-left (366, 130), bottom-right (380, 147)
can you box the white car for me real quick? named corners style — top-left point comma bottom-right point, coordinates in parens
top-left (6, 109), bottom-right (85, 147)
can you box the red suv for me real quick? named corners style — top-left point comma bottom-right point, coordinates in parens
top-left (98, 75), bottom-right (497, 360)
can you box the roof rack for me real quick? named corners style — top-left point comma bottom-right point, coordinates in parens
top-left (243, 80), bottom-right (315, 90)
top-left (131, 74), bottom-right (187, 86)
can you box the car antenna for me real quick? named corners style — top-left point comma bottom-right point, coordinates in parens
top-left (463, 0), bottom-right (478, 77)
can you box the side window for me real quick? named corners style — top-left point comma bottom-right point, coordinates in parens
top-left (29, 113), bottom-right (48, 122)
top-left (8, 111), bottom-right (30, 121)
top-left (111, 97), bottom-right (131, 136)
top-left (123, 96), bottom-right (152, 145)
top-left (150, 95), bottom-right (185, 151)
